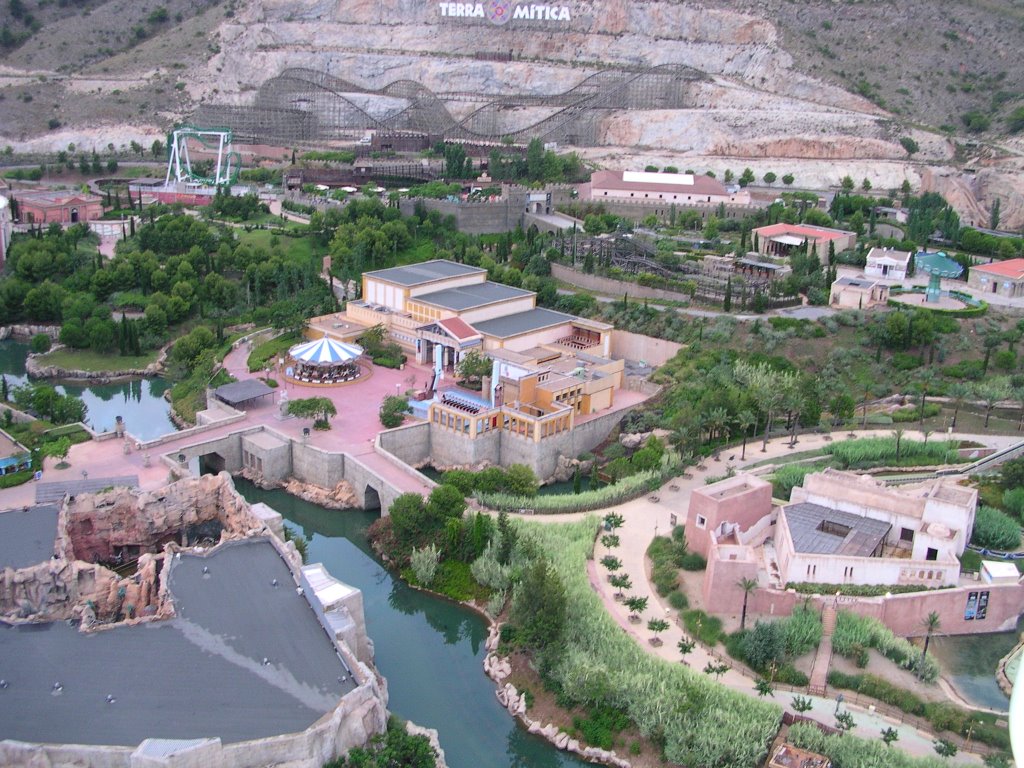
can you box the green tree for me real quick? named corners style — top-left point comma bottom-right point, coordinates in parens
top-left (456, 349), bottom-right (492, 387)
top-left (737, 409), bottom-right (756, 460)
top-left (738, 168), bottom-right (755, 187)
top-left (762, 171), bottom-right (777, 186)
top-left (625, 595), bottom-right (648, 621)
top-left (933, 739), bottom-right (958, 759)
top-left (379, 395), bottom-right (412, 428)
top-left (920, 611), bottom-right (940, 672)
top-left (647, 618), bottom-right (669, 644)
top-left (835, 711), bottom-right (855, 735)
top-left (840, 175), bottom-right (855, 193)
top-left (677, 637), bottom-right (695, 658)
top-left (286, 396), bottom-right (337, 428)
top-left (610, 573), bottom-right (632, 597)
top-left (900, 137), bottom-right (919, 155)
top-left (755, 678), bottom-right (775, 697)
top-left (881, 727), bottom-right (899, 747)
top-left (947, 381), bottom-right (973, 429)
top-left (990, 198), bottom-right (1001, 230)
top-left (791, 695), bottom-right (813, 714)
top-left (511, 558), bottom-right (567, 651)
top-left (782, 173), bottom-right (794, 186)
top-left (738, 576), bottom-right (758, 631)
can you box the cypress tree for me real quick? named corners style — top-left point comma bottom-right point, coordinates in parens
top-left (723, 277), bottom-right (732, 312)
top-left (118, 313), bottom-right (128, 356)
top-left (129, 216), bottom-right (136, 237)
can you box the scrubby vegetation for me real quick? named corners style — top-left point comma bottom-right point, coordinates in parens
top-left (832, 611), bottom-right (939, 683)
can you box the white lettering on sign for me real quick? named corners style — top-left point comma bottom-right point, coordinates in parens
top-left (439, 0), bottom-right (571, 24)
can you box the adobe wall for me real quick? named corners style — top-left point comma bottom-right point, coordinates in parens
top-left (737, 582), bottom-right (1024, 638)
top-left (610, 329), bottom-right (684, 366)
top-left (702, 547), bottom-right (760, 610)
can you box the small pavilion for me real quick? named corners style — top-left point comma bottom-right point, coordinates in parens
top-left (914, 251), bottom-right (963, 303)
top-left (288, 337), bottom-right (364, 384)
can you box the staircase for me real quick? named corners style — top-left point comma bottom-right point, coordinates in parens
top-left (808, 604), bottom-right (836, 696)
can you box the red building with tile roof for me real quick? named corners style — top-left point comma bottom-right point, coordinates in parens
top-left (752, 222), bottom-right (856, 261)
top-left (12, 189), bottom-right (104, 225)
top-left (968, 258), bottom-right (1024, 298)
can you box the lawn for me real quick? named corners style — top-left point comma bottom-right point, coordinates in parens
top-left (248, 331), bottom-right (302, 372)
top-left (39, 347), bottom-right (159, 372)
top-left (233, 228), bottom-right (317, 262)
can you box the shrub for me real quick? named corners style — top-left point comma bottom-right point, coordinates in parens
top-left (572, 704), bottom-right (631, 751)
top-left (380, 395), bottom-right (412, 428)
top-left (678, 552), bottom-right (707, 571)
top-left (770, 463), bottom-right (823, 500)
top-left (832, 611), bottom-right (939, 682)
top-left (30, 333), bottom-right (51, 353)
top-left (971, 505), bottom-right (1021, 550)
top-left (1001, 487), bottom-right (1024, 520)
top-left (682, 609), bottom-right (724, 646)
top-left (476, 468), bottom-right (664, 513)
top-left (788, 721), bottom-right (952, 768)
top-left (410, 543), bottom-right (440, 586)
top-left (824, 437), bottom-right (959, 469)
top-left (668, 591), bottom-right (689, 610)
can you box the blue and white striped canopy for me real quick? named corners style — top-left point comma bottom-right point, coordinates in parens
top-left (288, 337), bottom-right (364, 366)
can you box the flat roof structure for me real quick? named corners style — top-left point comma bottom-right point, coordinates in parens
top-left (769, 744), bottom-right (831, 768)
top-left (11, 189), bottom-right (103, 205)
top-left (0, 538), bottom-right (353, 746)
top-left (591, 169), bottom-right (729, 197)
top-left (214, 379), bottom-right (275, 407)
top-left (363, 260), bottom-right (485, 287)
top-left (414, 281), bottom-right (532, 311)
top-left (471, 307), bottom-right (575, 339)
top-left (835, 277), bottom-right (877, 289)
top-left (0, 504), bottom-right (58, 569)
top-left (35, 476), bottom-right (139, 504)
top-left (784, 502), bottom-right (892, 557)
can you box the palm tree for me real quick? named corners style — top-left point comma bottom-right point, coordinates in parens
top-left (946, 382), bottom-right (972, 430)
top-left (738, 577), bottom-right (758, 631)
top-left (978, 381), bottom-right (1009, 429)
top-left (921, 611), bottom-right (941, 672)
top-left (893, 427), bottom-right (906, 461)
top-left (706, 407), bottom-right (728, 445)
top-left (916, 369), bottom-right (936, 426)
top-left (737, 410), bottom-right (756, 460)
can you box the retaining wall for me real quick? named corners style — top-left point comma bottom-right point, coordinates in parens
top-left (551, 262), bottom-right (696, 304)
top-left (610, 329), bottom-right (684, 366)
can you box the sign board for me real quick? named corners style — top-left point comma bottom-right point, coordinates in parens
top-left (977, 590), bottom-right (989, 620)
top-left (964, 591), bottom-right (978, 621)
top-left (669, 513), bottom-right (678, 527)
top-left (439, 0), bottom-right (571, 25)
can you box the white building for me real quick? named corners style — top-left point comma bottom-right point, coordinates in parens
top-left (586, 170), bottom-right (752, 207)
top-left (0, 194), bottom-right (12, 266)
top-left (775, 469), bottom-right (977, 589)
top-left (865, 247), bottom-right (913, 280)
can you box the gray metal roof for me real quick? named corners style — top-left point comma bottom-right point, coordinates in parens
top-left (363, 259), bottom-right (485, 287)
top-left (784, 502), bottom-right (892, 557)
top-left (414, 281), bottom-right (532, 311)
top-left (0, 504), bottom-right (59, 570)
top-left (835, 277), bottom-right (874, 288)
top-left (0, 538), bottom-right (354, 747)
top-left (214, 379), bottom-right (275, 406)
top-left (470, 307), bottom-right (576, 339)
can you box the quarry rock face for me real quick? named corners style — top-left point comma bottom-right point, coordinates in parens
top-left (283, 477), bottom-right (360, 509)
top-left (1, 473), bottom-right (279, 625)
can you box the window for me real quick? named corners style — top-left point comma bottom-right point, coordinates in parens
top-left (900, 527), bottom-right (915, 543)
top-left (926, 547), bottom-right (938, 561)
top-left (695, 515), bottom-right (707, 529)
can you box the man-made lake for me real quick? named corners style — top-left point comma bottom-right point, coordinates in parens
top-left (0, 341), bottom-right (176, 441)
top-left (233, 479), bottom-right (589, 768)
top-left (927, 617), bottom-right (1021, 712)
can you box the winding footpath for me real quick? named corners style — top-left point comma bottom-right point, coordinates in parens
top-left (532, 428), bottom-right (1023, 763)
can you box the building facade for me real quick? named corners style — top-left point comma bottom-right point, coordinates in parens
top-left (967, 258), bottom-right (1024, 298)
top-left (829, 277), bottom-right (890, 309)
top-left (865, 247), bottom-right (912, 280)
top-left (0, 194), bottom-right (11, 265)
top-left (585, 169), bottom-right (752, 207)
top-left (752, 223), bottom-right (856, 261)
top-left (12, 189), bottom-right (104, 225)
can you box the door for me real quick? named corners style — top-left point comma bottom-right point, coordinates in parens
top-left (70, 207), bottom-right (79, 223)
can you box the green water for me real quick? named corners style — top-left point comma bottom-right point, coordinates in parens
top-left (927, 617), bottom-right (1022, 712)
top-left (0, 340), bottom-right (174, 440)
top-left (232, 479), bottom-right (589, 768)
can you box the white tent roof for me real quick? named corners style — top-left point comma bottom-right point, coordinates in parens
top-left (771, 234), bottom-right (806, 246)
top-left (289, 337), bottom-right (364, 366)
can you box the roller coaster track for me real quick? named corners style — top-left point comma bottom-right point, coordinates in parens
top-left (196, 64), bottom-right (708, 146)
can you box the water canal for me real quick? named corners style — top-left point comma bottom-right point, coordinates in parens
top-left (0, 341), bottom-right (175, 441)
top-left (927, 616), bottom-right (1020, 712)
top-left (233, 479), bottom-right (589, 768)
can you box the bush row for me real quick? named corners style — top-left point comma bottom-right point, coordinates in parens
top-left (476, 468), bottom-right (663, 513)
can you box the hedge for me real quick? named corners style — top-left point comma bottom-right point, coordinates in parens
top-left (476, 467), bottom-right (663, 513)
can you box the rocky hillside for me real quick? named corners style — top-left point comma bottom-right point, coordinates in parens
top-left (0, 0), bottom-right (1022, 227)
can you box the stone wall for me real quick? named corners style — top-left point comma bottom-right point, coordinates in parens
top-left (398, 197), bottom-right (522, 234)
top-left (551, 262), bottom-right (696, 304)
top-left (377, 421), bottom-right (431, 467)
top-left (610, 329), bottom-right (685, 366)
top-left (292, 440), bottom-right (345, 488)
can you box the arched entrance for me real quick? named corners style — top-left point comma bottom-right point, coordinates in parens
top-left (363, 484), bottom-right (381, 510)
top-left (70, 207), bottom-right (79, 223)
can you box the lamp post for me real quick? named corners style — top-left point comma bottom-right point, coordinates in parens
top-left (835, 693), bottom-right (844, 716)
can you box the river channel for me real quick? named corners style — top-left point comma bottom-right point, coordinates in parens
top-left (232, 479), bottom-right (589, 768)
top-left (0, 341), bottom-right (175, 441)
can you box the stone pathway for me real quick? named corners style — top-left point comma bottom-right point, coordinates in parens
top-left (808, 602), bottom-right (836, 696)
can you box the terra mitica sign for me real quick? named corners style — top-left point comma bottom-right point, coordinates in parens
top-left (438, 0), bottom-right (572, 24)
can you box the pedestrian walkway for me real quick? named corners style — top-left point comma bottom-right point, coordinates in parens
top-left (808, 603), bottom-right (836, 696)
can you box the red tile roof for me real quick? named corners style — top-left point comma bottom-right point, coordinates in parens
top-left (438, 317), bottom-right (481, 341)
top-left (590, 169), bottom-right (729, 197)
top-left (753, 223), bottom-right (854, 241)
top-left (973, 258), bottom-right (1024, 280)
